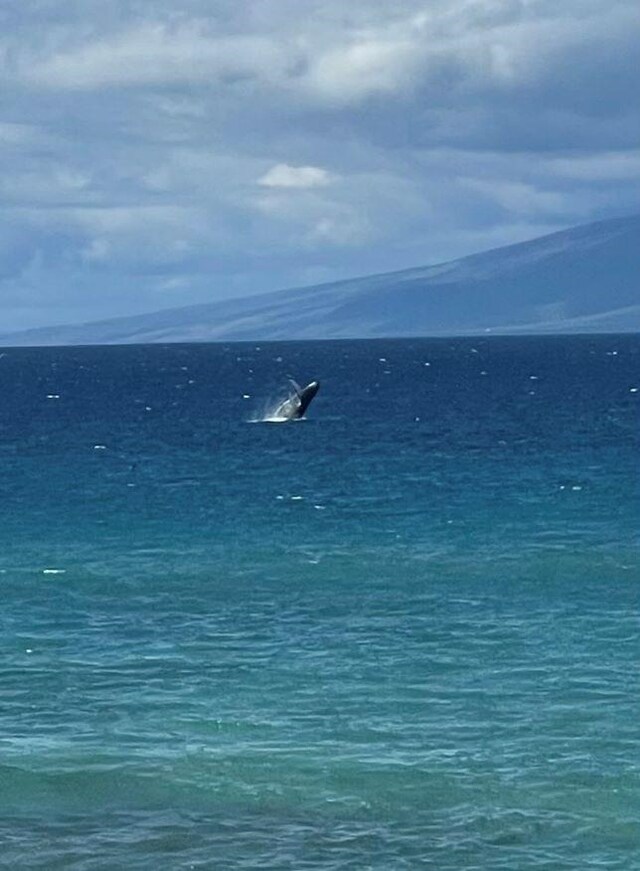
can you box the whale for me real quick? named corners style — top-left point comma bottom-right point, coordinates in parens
top-left (274, 380), bottom-right (320, 420)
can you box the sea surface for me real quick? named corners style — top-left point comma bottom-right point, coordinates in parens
top-left (0, 335), bottom-right (638, 870)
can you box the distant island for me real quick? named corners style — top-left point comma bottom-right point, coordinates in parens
top-left (2, 214), bottom-right (639, 347)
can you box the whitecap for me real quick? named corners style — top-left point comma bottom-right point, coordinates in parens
top-left (257, 415), bottom-right (291, 424)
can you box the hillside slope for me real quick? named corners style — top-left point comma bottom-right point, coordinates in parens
top-left (2, 214), bottom-right (639, 346)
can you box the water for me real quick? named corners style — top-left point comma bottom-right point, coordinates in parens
top-left (0, 336), bottom-right (638, 869)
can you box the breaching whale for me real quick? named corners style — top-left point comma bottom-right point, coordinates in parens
top-left (274, 380), bottom-right (320, 420)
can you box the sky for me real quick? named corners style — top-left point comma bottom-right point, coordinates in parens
top-left (1, 0), bottom-right (639, 331)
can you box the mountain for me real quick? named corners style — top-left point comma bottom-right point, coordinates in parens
top-left (2, 214), bottom-right (639, 346)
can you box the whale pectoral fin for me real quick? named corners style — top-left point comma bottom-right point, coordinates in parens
top-left (288, 378), bottom-right (302, 398)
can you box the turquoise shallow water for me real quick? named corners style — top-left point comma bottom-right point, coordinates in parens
top-left (0, 336), bottom-right (638, 869)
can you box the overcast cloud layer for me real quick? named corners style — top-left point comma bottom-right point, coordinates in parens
top-left (1, 0), bottom-right (639, 330)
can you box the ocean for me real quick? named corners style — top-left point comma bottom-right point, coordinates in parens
top-left (0, 335), bottom-right (638, 870)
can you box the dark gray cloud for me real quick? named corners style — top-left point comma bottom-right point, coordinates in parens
top-left (1, 0), bottom-right (639, 329)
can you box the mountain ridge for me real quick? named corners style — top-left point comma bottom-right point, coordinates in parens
top-left (2, 214), bottom-right (639, 346)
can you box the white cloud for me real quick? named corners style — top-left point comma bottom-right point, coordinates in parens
top-left (20, 22), bottom-right (290, 90)
top-left (308, 215), bottom-right (372, 246)
top-left (0, 163), bottom-right (92, 206)
top-left (460, 178), bottom-right (571, 218)
top-left (304, 37), bottom-right (424, 103)
top-left (258, 164), bottom-right (333, 189)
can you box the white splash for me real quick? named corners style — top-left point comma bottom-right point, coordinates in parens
top-left (248, 384), bottom-right (305, 423)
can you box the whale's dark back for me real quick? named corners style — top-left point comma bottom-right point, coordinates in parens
top-left (298, 380), bottom-right (320, 417)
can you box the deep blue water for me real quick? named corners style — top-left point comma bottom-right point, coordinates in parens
top-left (0, 336), bottom-right (638, 870)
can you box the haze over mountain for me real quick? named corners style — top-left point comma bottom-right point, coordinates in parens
top-left (1, 214), bottom-right (639, 347)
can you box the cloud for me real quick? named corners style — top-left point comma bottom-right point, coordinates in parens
top-left (546, 150), bottom-right (640, 181)
top-left (0, 0), bottom-right (638, 330)
top-left (258, 164), bottom-right (333, 189)
top-left (18, 22), bottom-right (291, 91)
top-left (0, 121), bottom-right (41, 145)
top-left (304, 37), bottom-right (425, 104)
top-left (459, 178), bottom-right (571, 219)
